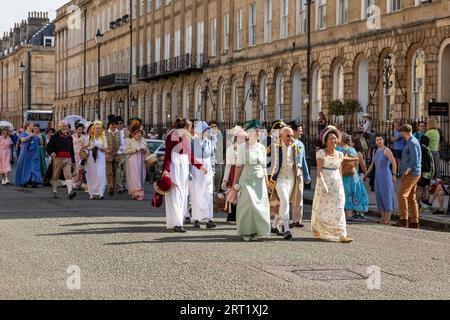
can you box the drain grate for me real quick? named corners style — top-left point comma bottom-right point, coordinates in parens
top-left (293, 269), bottom-right (367, 281)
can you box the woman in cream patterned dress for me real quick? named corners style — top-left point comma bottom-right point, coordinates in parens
top-left (311, 126), bottom-right (353, 243)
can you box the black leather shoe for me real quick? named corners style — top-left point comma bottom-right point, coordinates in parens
top-left (290, 222), bottom-right (305, 229)
top-left (206, 220), bottom-right (217, 229)
top-left (52, 193), bottom-right (58, 199)
top-left (173, 226), bottom-right (186, 233)
top-left (271, 227), bottom-right (283, 236)
top-left (184, 217), bottom-right (191, 225)
top-left (69, 191), bottom-right (77, 200)
top-left (193, 220), bottom-right (201, 229)
top-left (109, 190), bottom-right (114, 196)
top-left (283, 231), bottom-right (293, 240)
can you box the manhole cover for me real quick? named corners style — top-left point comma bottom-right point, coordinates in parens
top-left (14, 189), bottom-right (33, 193)
top-left (293, 269), bottom-right (366, 281)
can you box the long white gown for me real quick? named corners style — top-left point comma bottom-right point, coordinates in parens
top-left (311, 149), bottom-right (347, 241)
top-left (165, 152), bottom-right (190, 229)
top-left (86, 137), bottom-right (107, 197)
top-left (191, 138), bottom-right (214, 222)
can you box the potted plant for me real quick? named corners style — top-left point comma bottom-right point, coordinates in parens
top-left (344, 99), bottom-right (363, 123)
top-left (329, 100), bottom-right (345, 123)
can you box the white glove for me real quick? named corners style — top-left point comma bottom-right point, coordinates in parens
top-left (221, 180), bottom-right (228, 190)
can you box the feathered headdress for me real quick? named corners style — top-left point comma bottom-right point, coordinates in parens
top-left (243, 119), bottom-right (262, 131)
top-left (129, 119), bottom-right (143, 138)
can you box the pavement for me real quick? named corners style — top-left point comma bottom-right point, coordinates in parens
top-left (1, 176), bottom-right (450, 300)
top-left (303, 168), bottom-right (450, 232)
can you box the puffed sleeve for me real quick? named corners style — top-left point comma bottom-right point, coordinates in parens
top-left (316, 149), bottom-right (325, 160)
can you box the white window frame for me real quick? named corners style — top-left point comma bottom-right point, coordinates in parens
top-left (249, 4), bottom-right (257, 47)
top-left (317, 0), bottom-right (327, 30)
top-left (336, 0), bottom-right (348, 25)
top-left (185, 25), bottom-right (192, 55)
top-left (387, 0), bottom-right (402, 13)
top-left (280, 0), bottom-right (289, 39)
top-left (210, 18), bottom-right (217, 56)
top-left (264, 0), bottom-right (272, 43)
top-left (296, 0), bottom-right (307, 35)
top-left (236, 9), bottom-right (243, 50)
top-left (223, 13), bottom-right (230, 52)
top-left (174, 29), bottom-right (181, 58)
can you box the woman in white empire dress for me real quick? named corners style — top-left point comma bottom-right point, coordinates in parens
top-left (311, 126), bottom-right (353, 243)
top-left (191, 121), bottom-right (216, 229)
top-left (85, 121), bottom-right (108, 200)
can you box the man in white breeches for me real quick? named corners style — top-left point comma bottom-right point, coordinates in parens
top-left (270, 127), bottom-right (302, 240)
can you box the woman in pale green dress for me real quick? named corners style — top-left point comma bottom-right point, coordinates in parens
top-left (233, 120), bottom-right (271, 241)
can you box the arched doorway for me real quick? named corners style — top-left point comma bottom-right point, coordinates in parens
top-left (439, 40), bottom-right (450, 106)
top-left (357, 57), bottom-right (369, 116)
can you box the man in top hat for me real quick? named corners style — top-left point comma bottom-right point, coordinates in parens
top-left (105, 115), bottom-right (121, 195)
top-left (266, 119), bottom-right (288, 179)
top-left (116, 116), bottom-right (130, 194)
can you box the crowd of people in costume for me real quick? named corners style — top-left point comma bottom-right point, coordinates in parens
top-left (0, 112), bottom-right (447, 242)
top-left (1, 115), bottom-right (156, 202)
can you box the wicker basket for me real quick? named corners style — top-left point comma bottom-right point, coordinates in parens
top-left (269, 193), bottom-right (279, 218)
top-left (214, 193), bottom-right (227, 213)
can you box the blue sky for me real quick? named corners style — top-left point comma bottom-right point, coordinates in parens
top-left (0, 0), bottom-right (67, 34)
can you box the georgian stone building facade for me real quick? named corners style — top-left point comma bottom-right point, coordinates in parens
top-left (0, 13), bottom-right (56, 127)
top-left (53, 0), bottom-right (450, 128)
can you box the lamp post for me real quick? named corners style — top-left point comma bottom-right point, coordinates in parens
top-left (117, 97), bottom-right (125, 118)
top-left (242, 79), bottom-right (259, 123)
top-left (202, 79), bottom-right (215, 121)
top-left (306, 0), bottom-right (312, 138)
top-left (95, 28), bottom-right (104, 120)
top-left (129, 94), bottom-right (137, 120)
top-left (19, 62), bottom-right (26, 124)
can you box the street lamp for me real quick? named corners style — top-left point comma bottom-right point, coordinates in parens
top-left (243, 79), bottom-right (259, 123)
top-left (19, 62), bottom-right (26, 123)
top-left (306, 0), bottom-right (312, 138)
top-left (129, 94), bottom-right (137, 119)
top-left (95, 28), bottom-right (104, 120)
top-left (202, 79), bottom-right (216, 121)
top-left (117, 97), bottom-right (125, 117)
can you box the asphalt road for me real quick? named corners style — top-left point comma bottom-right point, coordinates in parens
top-left (0, 181), bottom-right (449, 300)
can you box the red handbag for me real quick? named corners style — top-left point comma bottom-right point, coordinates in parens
top-left (151, 193), bottom-right (163, 208)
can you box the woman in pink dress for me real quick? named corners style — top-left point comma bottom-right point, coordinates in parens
top-left (0, 127), bottom-right (13, 185)
top-left (125, 120), bottom-right (152, 200)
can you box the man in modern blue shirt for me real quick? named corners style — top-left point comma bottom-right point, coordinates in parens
top-left (394, 124), bottom-right (422, 229)
top-left (289, 120), bottom-right (311, 228)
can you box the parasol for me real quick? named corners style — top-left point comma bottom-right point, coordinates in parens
top-left (63, 115), bottom-right (87, 130)
top-left (0, 121), bottom-right (14, 130)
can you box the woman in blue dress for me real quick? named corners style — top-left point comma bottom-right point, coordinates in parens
top-left (336, 133), bottom-right (369, 221)
top-left (365, 134), bottom-right (397, 224)
top-left (15, 122), bottom-right (43, 187)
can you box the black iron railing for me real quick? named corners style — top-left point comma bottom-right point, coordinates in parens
top-left (99, 73), bottom-right (130, 91)
top-left (137, 53), bottom-right (206, 81)
top-left (141, 117), bottom-right (450, 179)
